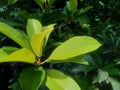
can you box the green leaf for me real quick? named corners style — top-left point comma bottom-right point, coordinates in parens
top-left (31, 24), bottom-right (55, 57)
top-left (27, 19), bottom-right (42, 40)
top-left (46, 69), bottom-right (81, 90)
top-left (34, 0), bottom-right (44, 9)
top-left (0, 48), bottom-right (35, 63)
top-left (42, 24), bottom-right (56, 48)
top-left (67, 0), bottom-right (78, 13)
top-left (47, 36), bottom-right (101, 61)
top-left (48, 0), bottom-right (55, 7)
top-left (98, 69), bottom-right (109, 83)
top-left (0, 22), bottom-right (31, 49)
top-left (0, 49), bottom-right (8, 59)
top-left (1, 46), bottom-right (19, 54)
top-left (78, 6), bottom-right (93, 15)
top-left (108, 77), bottom-right (120, 90)
top-left (49, 55), bottom-right (89, 65)
top-left (20, 67), bottom-right (45, 90)
top-left (8, 0), bottom-right (18, 5)
top-left (93, 69), bottom-right (108, 84)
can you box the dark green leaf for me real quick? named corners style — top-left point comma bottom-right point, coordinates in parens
top-left (34, 0), bottom-right (44, 9)
top-left (8, 0), bottom-right (18, 5)
top-left (20, 67), bottom-right (45, 90)
top-left (1, 46), bottom-right (19, 54)
top-left (50, 55), bottom-right (89, 65)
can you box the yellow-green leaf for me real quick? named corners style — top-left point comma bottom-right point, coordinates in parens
top-left (0, 48), bottom-right (36, 63)
top-left (49, 55), bottom-right (89, 65)
top-left (31, 24), bottom-right (55, 57)
top-left (42, 24), bottom-right (56, 47)
top-left (46, 69), bottom-right (81, 90)
top-left (27, 19), bottom-right (42, 40)
top-left (47, 36), bottom-right (101, 61)
top-left (0, 22), bottom-right (31, 49)
top-left (0, 49), bottom-right (8, 59)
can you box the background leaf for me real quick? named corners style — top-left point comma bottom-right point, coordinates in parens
top-left (0, 22), bottom-right (31, 49)
top-left (20, 67), bottom-right (45, 90)
top-left (46, 69), bottom-right (81, 90)
top-left (48, 0), bottom-right (55, 7)
top-left (0, 48), bottom-right (35, 63)
top-left (27, 19), bottom-right (42, 40)
top-left (108, 77), bottom-right (120, 90)
top-left (47, 36), bottom-right (101, 61)
top-left (93, 69), bottom-right (109, 83)
top-left (34, 0), bottom-right (44, 9)
top-left (67, 0), bottom-right (78, 13)
top-left (8, 0), bottom-right (18, 5)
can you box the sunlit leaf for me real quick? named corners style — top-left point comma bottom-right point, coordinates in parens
top-left (46, 69), bottom-right (81, 90)
top-left (27, 19), bottom-right (42, 39)
top-left (20, 67), bottom-right (45, 90)
top-left (42, 24), bottom-right (56, 47)
top-left (47, 36), bottom-right (101, 61)
top-left (0, 49), bottom-right (8, 59)
top-left (0, 22), bottom-right (31, 49)
top-left (0, 48), bottom-right (35, 63)
top-left (31, 24), bottom-right (55, 57)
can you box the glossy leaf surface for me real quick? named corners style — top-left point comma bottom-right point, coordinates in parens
top-left (31, 24), bottom-right (55, 57)
top-left (47, 36), bottom-right (101, 61)
top-left (0, 48), bottom-right (35, 63)
top-left (46, 69), bottom-right (81, 90)
top-left (0, 22), bottom-right (31, 49)
top-left (20, 67), bottom-right (45, 90)
top-left (27, 19), bottom-right (42, 39)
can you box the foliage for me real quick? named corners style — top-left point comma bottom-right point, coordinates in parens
top-left (0, 19), bottom-right (101, 90)
top-left (0, 0), bottom-right (120, 90)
